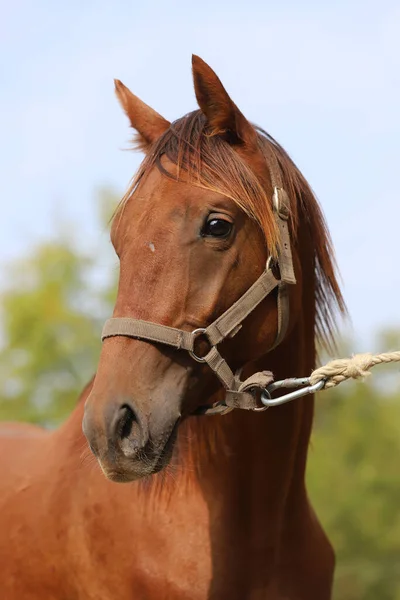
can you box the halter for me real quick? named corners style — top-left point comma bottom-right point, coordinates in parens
top-left (102, 154), bottom-right (296, 415)
top-left (102, 210), bottom-right (295, 416)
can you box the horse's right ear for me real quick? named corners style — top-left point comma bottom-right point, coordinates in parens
top-left (114, 79), bottom-right (170, 152)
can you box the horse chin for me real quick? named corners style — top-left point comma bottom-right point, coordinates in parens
top-left (99, 420), bottom-right (180, 483)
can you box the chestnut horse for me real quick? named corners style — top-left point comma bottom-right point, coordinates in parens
top-left (0, 56), bottom-right (345, 599)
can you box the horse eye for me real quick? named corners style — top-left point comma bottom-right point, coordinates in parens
top-left (202, 218), bottom-right (233, 238)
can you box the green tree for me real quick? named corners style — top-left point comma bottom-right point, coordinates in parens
top-left (0, 188), bottom-right (119, 424)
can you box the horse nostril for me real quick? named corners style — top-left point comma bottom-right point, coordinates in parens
top-left (119, 404), bottom-right (136, 440)
top-left (116, 404), bottom-right (143, 457)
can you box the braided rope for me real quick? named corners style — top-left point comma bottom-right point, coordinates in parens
top-left (309, 351), bottom-right (400, 389)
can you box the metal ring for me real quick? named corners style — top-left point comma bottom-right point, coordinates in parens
top-left (189, 328), bottom-right (209, 363)
top-left (253, 388), bottom-right (270, 411)
top-left (252, 404), bottom-right (269, 412)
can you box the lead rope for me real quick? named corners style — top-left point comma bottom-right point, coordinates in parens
top-left (309, 351), bottom-right (400, 389)
top-left (259, 351), bottom-right (400, 409)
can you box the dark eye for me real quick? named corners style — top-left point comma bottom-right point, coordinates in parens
top-left (202, 217), bottom-right (233, 238)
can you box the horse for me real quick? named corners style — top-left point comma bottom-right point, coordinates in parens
top-left (0, 55), bottom-right (345, 599)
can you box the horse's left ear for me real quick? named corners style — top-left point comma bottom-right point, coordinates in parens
top-left (192, 55), bottom-right (258, 148)
top-left (114, 79), bottom-right (170, 152)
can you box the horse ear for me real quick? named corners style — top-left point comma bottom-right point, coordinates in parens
top-left (114, 79), bottom-right (170, 152)
top-left (191, 55), bottom-right (258, 147)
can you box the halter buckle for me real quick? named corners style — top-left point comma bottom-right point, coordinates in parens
top-left (273, 187), bottom-right (290, 220)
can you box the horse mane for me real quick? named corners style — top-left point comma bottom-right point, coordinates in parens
top-left (114, 110), bottom-right (346, 353)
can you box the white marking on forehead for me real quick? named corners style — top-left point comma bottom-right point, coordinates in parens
top-left (148, 242), bottom-right (155, 253)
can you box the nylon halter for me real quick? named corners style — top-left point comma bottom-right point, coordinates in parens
top-left (102, 169), bottom-right (296, 415)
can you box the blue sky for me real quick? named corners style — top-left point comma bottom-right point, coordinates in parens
top-left (1, 0), bottom-right (399, 349)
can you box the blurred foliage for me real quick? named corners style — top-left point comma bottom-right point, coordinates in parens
top-left (308, 380), bottom-right (400, 599)
top-left (0, 187), bottom-right (119, 424)
top-left (1, 187), bottom-right (400, 597)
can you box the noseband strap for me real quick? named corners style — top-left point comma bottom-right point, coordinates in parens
top-left (102, 318), bottom-right (195, 352)
top-left (101, 186), bottom-right (296, 414)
